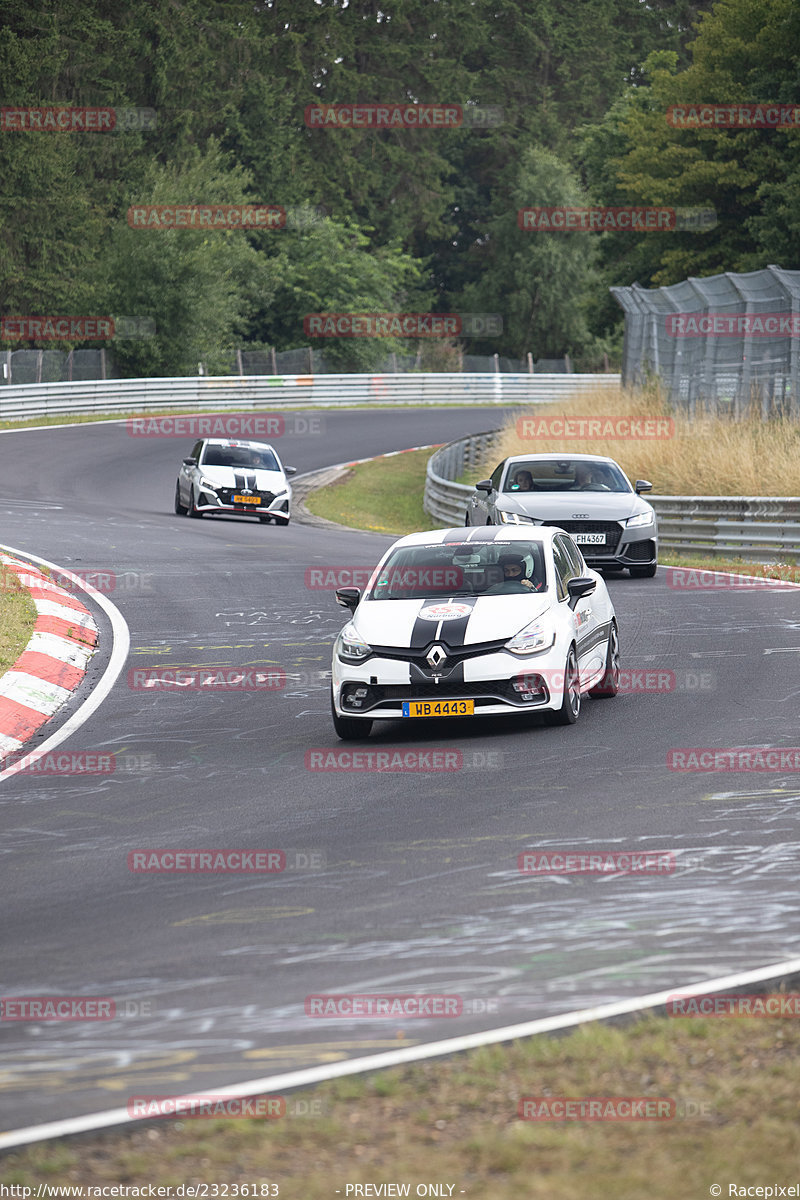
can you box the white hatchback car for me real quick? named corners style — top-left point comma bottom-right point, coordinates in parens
top-left (330, 525), bottom-right (619, 739)
top-left (175, 438), bottom-right (296, 524)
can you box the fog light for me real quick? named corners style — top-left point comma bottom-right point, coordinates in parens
top-left (513, 674), bottom-right (546, 701)
top-left (354, 687), bottom-right (369, 698)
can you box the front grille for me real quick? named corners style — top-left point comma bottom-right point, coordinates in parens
top-left (215, 488), bottom-right (275, 507)
top-left (621, 538), bottom-right (656, 562)
top-left (341, 680), bottom-right (545, 712)
top-left (540, 520), bottom-right (622, 555)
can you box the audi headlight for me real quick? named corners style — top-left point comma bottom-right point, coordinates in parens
top-left (336, 622), bottom-right (372, 663)
top-left (499, 511), bottom-right (538, 526)
top-left (506, 619), bottom-right (555, 656)
top-left (626, 511), bottom-right (654, 528)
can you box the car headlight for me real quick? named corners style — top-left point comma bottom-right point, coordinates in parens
top-left (506, 619), bottom-right (555, 656)
top-left (335, 622), bottom-right (372, 663)
top-left (199, 477), bottom-right (218, 492)
top-left (498, 511), bottom-right (538, 526)
top-left (626, 511), bottom-right (654, 528)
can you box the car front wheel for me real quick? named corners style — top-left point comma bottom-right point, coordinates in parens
top-left (331, 687), bottom-right (372, 740)
top-left (546, 644), bottom-right (580, 726)
top-left (188, 487), bottom-right (203, 518)
top-left (589, 621), bottom-right (620, 697)
top-left (174, 482), bottom-right (188, 515)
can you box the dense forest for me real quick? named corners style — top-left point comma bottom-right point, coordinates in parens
top-left (2, 0), bottom-right (798, 374)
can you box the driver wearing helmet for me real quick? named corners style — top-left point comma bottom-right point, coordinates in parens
top-left (487, 553), bottom-right (544, 594)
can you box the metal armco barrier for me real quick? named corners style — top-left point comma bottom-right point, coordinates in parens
top-left (423, 432), bottom-right (800, 560)
top-left (0, 372), bottom-right (619, 421)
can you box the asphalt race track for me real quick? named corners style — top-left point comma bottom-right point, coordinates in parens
top-left (2, 406), bottom-right (800, 1134)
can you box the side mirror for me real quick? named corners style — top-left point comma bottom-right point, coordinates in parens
top-left (635, 479), bottom-right (652, 494)
top-left (335, 586), bottom-right (361, 612)
top-left (284, 465), bottom-right (297, 476)
top-left (476, 479), bottom-right (493, 493)
top-left (567, 576), bottom-right (596, 609)
top-left (182, 457), bottom-right (197, 467)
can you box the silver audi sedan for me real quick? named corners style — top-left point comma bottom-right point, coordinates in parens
top-left (466, 453), bottom-right (657, 577)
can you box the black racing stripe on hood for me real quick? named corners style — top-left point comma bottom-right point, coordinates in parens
top-left (466, 526), bottom-right (502, 543)
top-left (409, 595), bottom-right (478, 651)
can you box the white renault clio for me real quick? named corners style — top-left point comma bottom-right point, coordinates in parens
top-left (330, 525), bottom-right (620, 739)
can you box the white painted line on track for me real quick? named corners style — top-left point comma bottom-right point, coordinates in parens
top-left (0, 544), bottom-right (130, 783)
top-left (2, 954), bottom-right (800, 1150)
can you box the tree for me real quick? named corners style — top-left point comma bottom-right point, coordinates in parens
top-left (458, 147), bottom-right (598, 360)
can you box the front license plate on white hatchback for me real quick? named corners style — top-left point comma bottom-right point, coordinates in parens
top-left (402, 699), bottom-right (474, 717)
top-left (574, 533), bottom-right (606, 545)
top-left (233, 495), bottom-right (261, 505)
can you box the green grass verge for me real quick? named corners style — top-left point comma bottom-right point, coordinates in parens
top-left (3, 1013), bottom-right (798, 1195)
top-left (304, 447), bottom-right (436, 534)
top-left (0, 564), bottom-right (37, 674)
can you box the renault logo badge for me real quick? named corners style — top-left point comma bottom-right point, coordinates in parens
top-left (426, 645), bottom-right (447, 669)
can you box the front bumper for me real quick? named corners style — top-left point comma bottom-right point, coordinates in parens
top-left (196, 487), bottom-right (291, 520)
top-left (332, 647), bottom-right (570, 721)
top-left (534, 521), bottom-right (657, 569)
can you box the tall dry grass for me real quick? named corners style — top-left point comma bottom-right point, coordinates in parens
top-left (486, 385), bottom-right (800, 496)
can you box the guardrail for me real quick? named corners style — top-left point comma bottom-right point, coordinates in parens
top-left (423, 432), bottom-right (800, 560)
top-left (0, 372), bottom-right (619, 422)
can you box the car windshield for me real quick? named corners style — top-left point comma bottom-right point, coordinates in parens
top-left (503, 459), bottom-right (630, 493)
top-left (367, 541), bottom-right (548, 600)
top-left (201, 444), bottom-right (279, 471)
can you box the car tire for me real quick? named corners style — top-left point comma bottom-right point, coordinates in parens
top-left (486, 518), bottom-right (493, 526)
top-left (630, 563), bottom-right (657, 578)
top-left (330, 687), bottom-right (372, 740)
top-left (188, 487), bottom-right (203, 518)
top-left (589, 620), bottom-right (620, 698)
top-left (174, 482), bottom-right (188, 516)
top-left (464, 511), bottom-right (471, 526)
top-left (258, 515), bottom-right (273, 524)
top-left (546, 644), bottom-right (580, 726)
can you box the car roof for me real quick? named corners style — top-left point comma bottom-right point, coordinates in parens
top-left (505, 452), bottom-right (621, 466)
top-left (388, 527), bottom-right (564, 549)
top-left (202, 438), bottom-right (276, 450)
